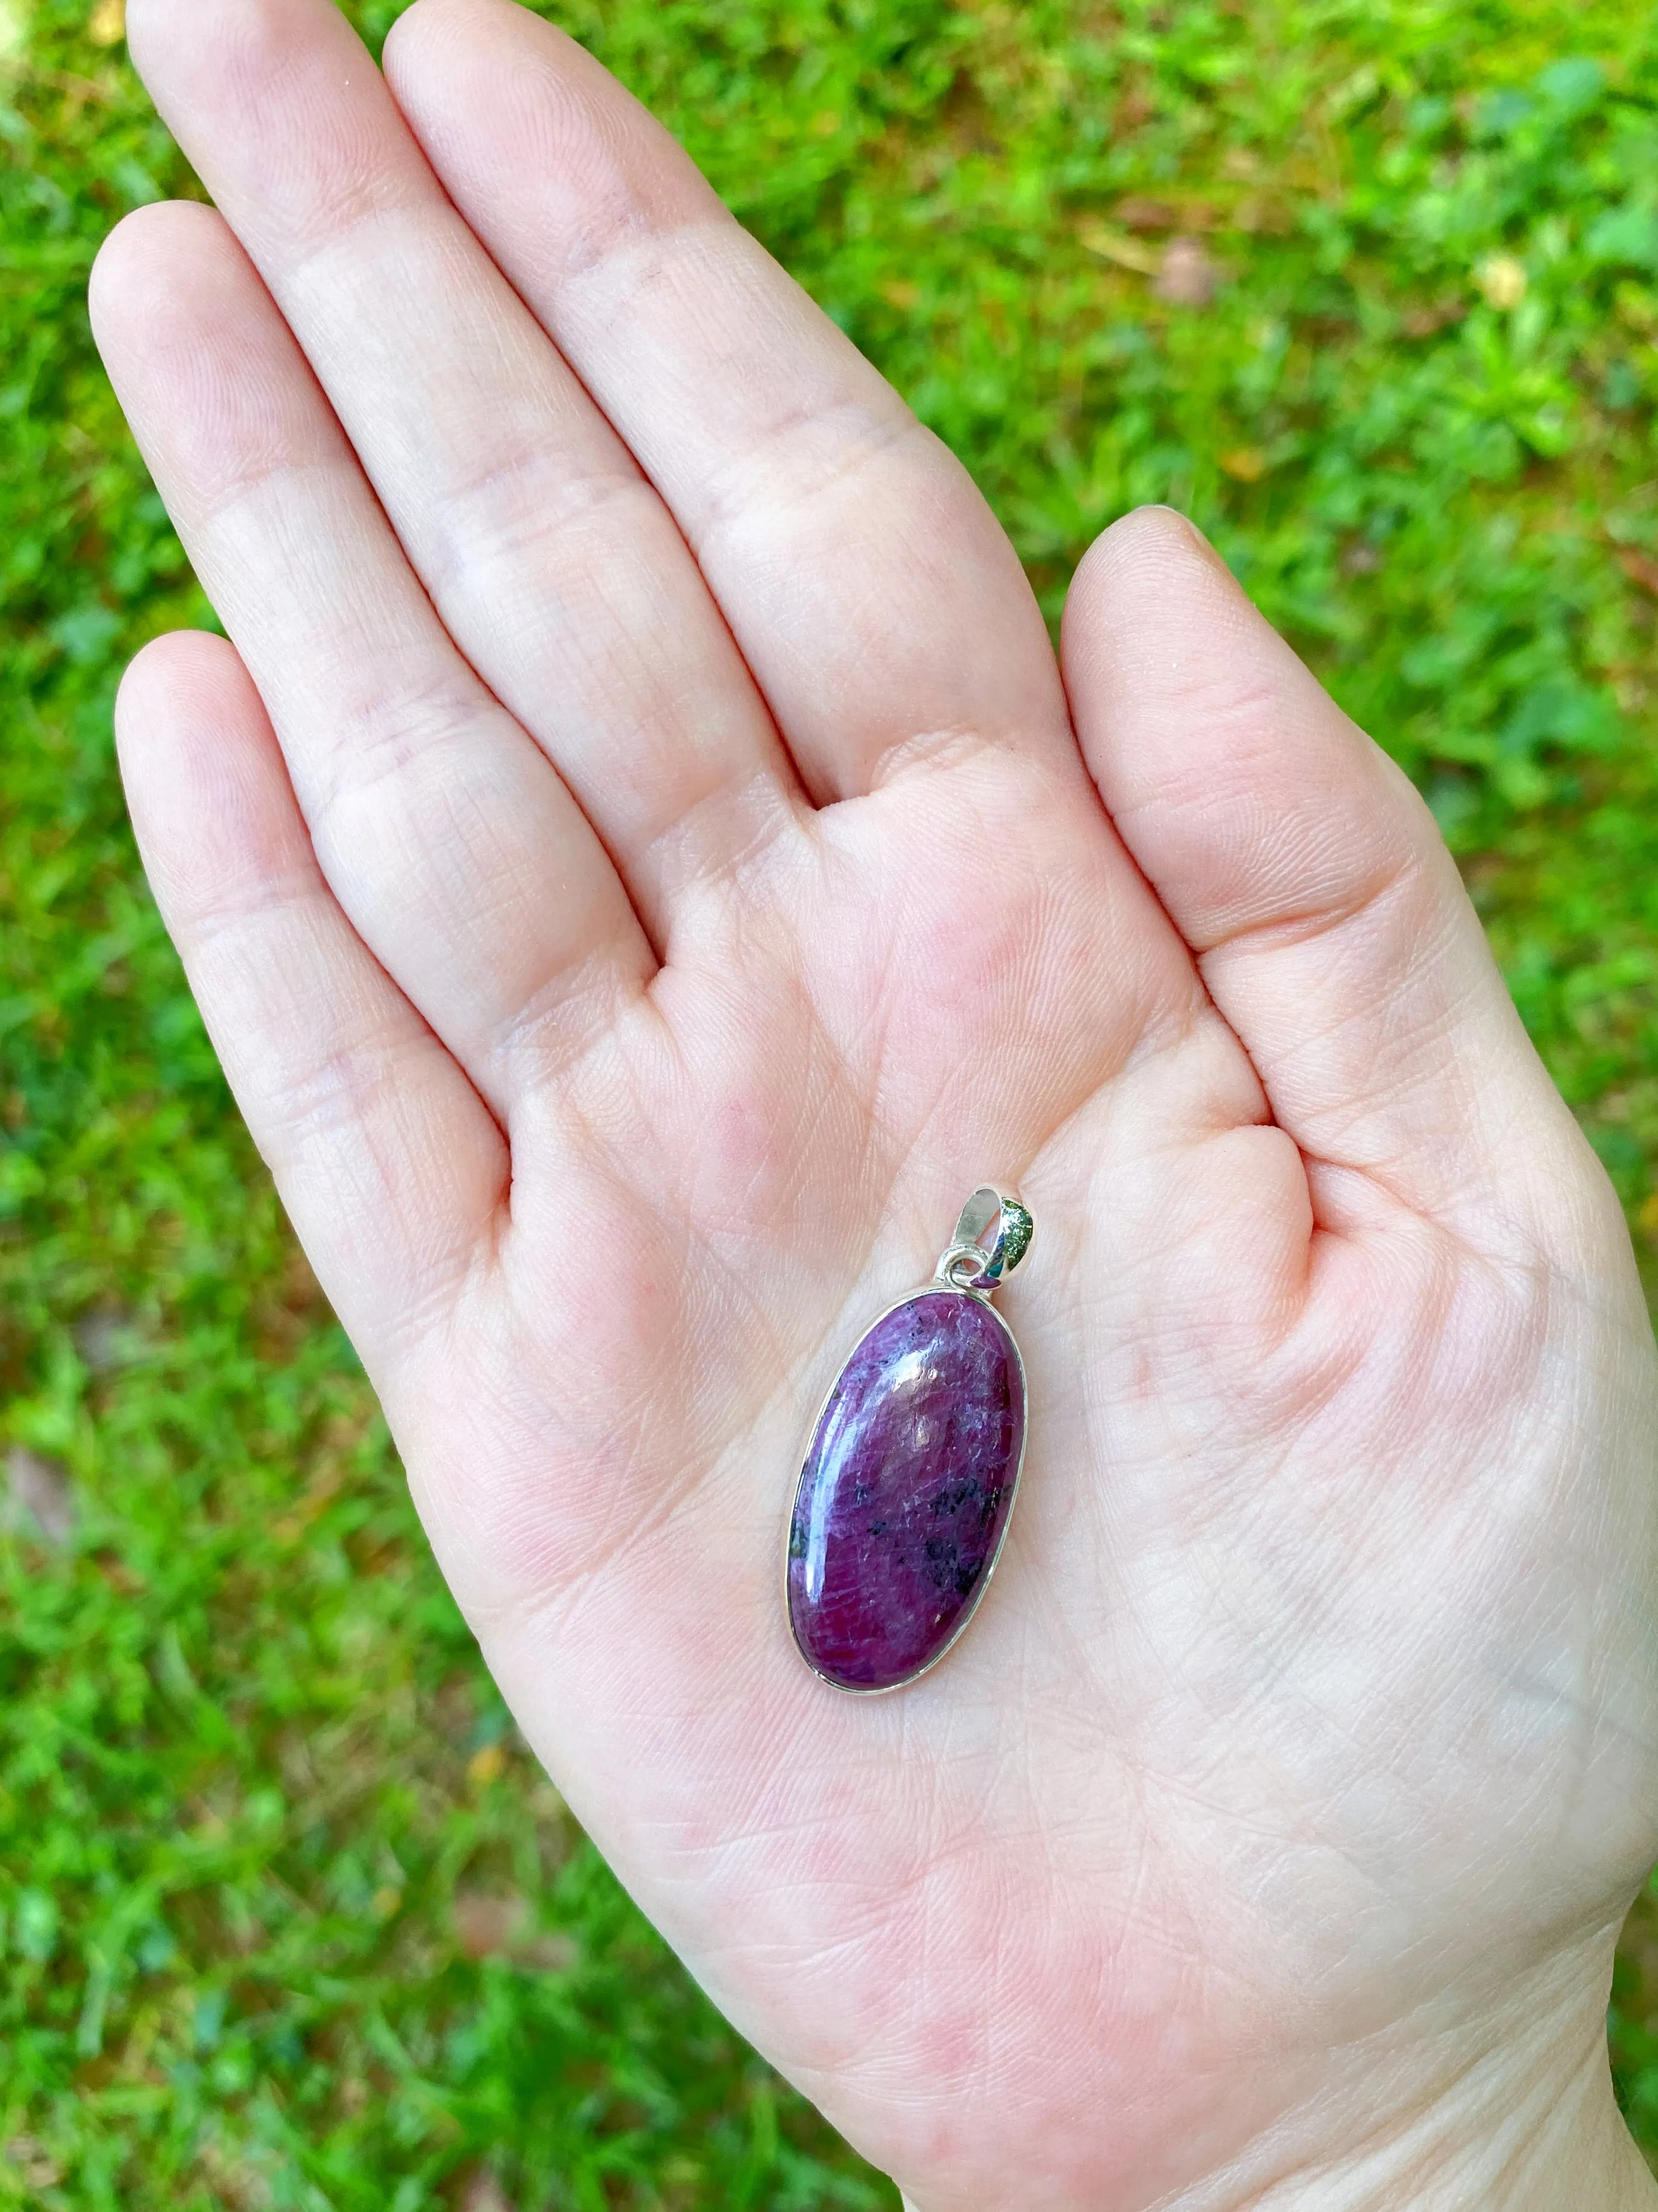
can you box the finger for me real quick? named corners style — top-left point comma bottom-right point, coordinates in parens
top-left (122, 0), bottom-right (802, 929)
top-left (117, 630), bottom-right (505, 1369)
top-left (91, 201), bottom-right (651, 1117)
top-left (1061, 508), bottom-right (1592, 1235)
top-left (383, 0), bottom-right (1080, 803)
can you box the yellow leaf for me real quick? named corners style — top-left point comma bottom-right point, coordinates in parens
top-left (880, 279), bottom-right (920, 311)
top-left (1219, 448), bottom-right (1269, 482)
top-left (1474, 254), bottom-right (1527, 310)
top-left (1637, 1191), bottom-right (1658, 1238)
top-left (1077, 222), bottom-right (1160, 275)
top-left (0, 0), bottom-right (29, 64)
top-left (468, 1743), bottom-right (506, 1788)
top-left (87, 0), bottom-right (124, 45)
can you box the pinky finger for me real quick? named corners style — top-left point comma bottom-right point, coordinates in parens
top-left (117, 630), bottom-right (507, 1376)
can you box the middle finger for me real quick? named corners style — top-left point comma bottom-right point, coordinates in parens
top-left (124, 0), bottom-right (804, 946)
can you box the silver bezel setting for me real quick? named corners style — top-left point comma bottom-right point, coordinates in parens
top-left (783, 1282), bottom-right (1030, 1697)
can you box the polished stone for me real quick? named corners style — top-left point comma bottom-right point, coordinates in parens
top-left (787, 1288), bottom-right (1025, 1691)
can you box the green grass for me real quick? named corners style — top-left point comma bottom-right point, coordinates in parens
top-left (6, 0), bottom-right (1658, 2201)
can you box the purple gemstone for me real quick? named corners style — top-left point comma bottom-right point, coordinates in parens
top-left (787, 1288), bottom-right (1026, 1692)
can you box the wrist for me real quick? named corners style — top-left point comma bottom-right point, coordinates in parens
top-left (896, 1933), bottom-right (1657, 2212)
top-left (1240, 1999), bottom-right (1654, 2212)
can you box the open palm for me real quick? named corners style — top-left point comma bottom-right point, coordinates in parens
top-left (91, 0), bottom-right (1658, 2203)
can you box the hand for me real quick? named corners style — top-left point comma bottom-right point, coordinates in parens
top-left (90, 1), bottom-right (1658, 2204)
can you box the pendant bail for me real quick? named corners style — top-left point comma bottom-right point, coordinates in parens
top-left (934, 1186), bottom-right (1034, 1295)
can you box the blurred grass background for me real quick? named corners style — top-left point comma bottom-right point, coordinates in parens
top-left (6, 0), bottom-right (1658, 2201)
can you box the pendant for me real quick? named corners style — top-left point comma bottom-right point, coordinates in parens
top-left (786, 1188), bottom-right (1034, 1694)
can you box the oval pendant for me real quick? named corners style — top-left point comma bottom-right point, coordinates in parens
top-left (787, 1191), bottom-right (1033, 1694)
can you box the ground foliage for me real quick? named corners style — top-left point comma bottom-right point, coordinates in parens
top-left (5, 0), bottom-right (1658, 2200)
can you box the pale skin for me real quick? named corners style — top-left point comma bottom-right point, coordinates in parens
top-left (87, 0), bottom-right (1658, 2202)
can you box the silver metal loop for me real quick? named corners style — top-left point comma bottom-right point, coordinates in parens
top-left (935, 1243), bottom-right (991, 1291)
top-left (934, 1187), bottom-right (1034, 1295)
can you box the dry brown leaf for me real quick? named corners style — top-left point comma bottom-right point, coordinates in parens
top-left (1617, 546), bottom-right (1658, 595)
top-left (1401, 298), bottom-right (1466, 338)
top-left (1113, 194), bottom-right (1183, 231)
top-left (460, 2171), bottom-right (515, 2212)
top-left (523, 1930), bottom-right (579, 1972)
top-left (453, 1891), bottom-right (529, 1959)
top-left (93, 1550), bottom-right (145, 1594)
top-left (5, 2135), bottom-right (65, 2188)
top-left (1233, 193), bottom-right (1295, 236)
top-left (196, 2140), bottom-right (271, 2211)
top-left (451, 1890), bottom-right (578, 1971)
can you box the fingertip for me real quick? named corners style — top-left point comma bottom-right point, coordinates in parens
top-left (122, 0), bottom-right (246, 120)
top-left (378, 0), bottom-right (447, 71)
top-left (385, 0), bottom-right (712, 261)
top-left (1082, 502), bottom-right (1216, 570)
top-left (386, 0), bottom-right (584, 80)
top-left (116, 627), bottom-right (269, 802)
top-left (125, 0), bottom-right (358, 115)
top-left (116, 631), bottom-right (301, 916)
top-left (115, 625), bottom-right (244, 750)
top-left (91, 200), bottom-right (190, 332)
top-left (386, 0), bottom-right (531, 103)
top-left (90, 200), bottom-right (242, 381)
top-left (385, 0), bottom-right (560, 71)
top-left (118, 0), bottom-right (167, 74)
top-left (88, 203), bottom-right (151, 332)
top-left (1061, 505), bottom-right (1264, 692)
top-left (1069, 504), bottom-right (1224, 596)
